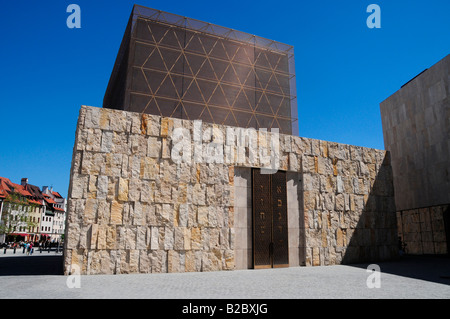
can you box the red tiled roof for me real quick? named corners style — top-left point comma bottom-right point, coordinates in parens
top-left (52, 191), bottom-right (63, 198)
top-left (54, 207), bottom-right (65, 212)
top-left (44, 197), bottom-right (57, 205)
top-left (0, 177), bottom-right (32, 198)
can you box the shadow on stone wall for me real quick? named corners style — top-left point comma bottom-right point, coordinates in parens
top-left (342, 154), bottom-right (399, 264)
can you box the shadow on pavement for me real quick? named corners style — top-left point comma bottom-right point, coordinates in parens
top-left (0, 255), bottom-right (63, 276)
top-left (346, 254), bottom-right (450, 285)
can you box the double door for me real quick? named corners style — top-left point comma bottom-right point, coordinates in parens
top-left (252, 169), bottom-right (289, 268)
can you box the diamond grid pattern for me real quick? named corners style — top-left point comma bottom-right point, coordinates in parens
top-left (128, 17), bottom-right (294, 133)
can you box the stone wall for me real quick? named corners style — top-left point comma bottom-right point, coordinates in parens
top-left (64, 105), bottom-right (397, 275)
top-left (299, 137), bottom-right (397, 265)
top-left (397, 204), bottom-right (449, 255)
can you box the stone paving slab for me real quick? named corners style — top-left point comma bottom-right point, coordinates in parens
top-left (0, 255), bottom-right (449, 299)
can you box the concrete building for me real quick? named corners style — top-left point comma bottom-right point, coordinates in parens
top-left (380, 54), bottom-right (450, 255)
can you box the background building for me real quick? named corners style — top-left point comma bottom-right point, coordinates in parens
top-left (0, 176), bottom-right (67, 243)
top-left (103, 5), bottom-right (298, 135)
top-left (380, 54), bottom-right (450, 255)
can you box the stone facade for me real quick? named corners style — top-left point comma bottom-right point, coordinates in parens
top-left (64, 105), bottom-right (397, 275)
top-left (380, 54), bottom-right (450, 255)
top-left (397, 205), bottom-right (449, 255)
top-left (380, 54), bottom-right (449, 211)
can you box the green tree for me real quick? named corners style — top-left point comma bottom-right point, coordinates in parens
top-left (0, 193), bottom-right (38, 241)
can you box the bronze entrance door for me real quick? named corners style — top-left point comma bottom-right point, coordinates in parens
top-left (252, 169), bottom-right (289, 268)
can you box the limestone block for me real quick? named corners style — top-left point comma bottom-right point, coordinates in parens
top-left (156, 204), bottom-right (173, 225)
top-left (150, 227), bottom-right (160, 250)
top-left (178, 204), bottom-right (189, 227)
top-left (220, 227), bottom-right (230, 249)
top-left (133, 201), bottom-right (144, 226)
top-left (118, 178), bottom-right (129, 202)
top-left (185, 250), bottom-right (202, 272)
top-left (140, 157), bottom-right (159, 180)
top-left (112, 132), bottom-right (129, 155)
top-left (160, 117), bottom-right (173, 137)
top-left (335, 193), bottom-right (345, 211)
top-left (224, 250), bottom-right (235, 270)
top-left (336, 175), bottom-right (344, 194)
top-left (139, 250), bottom-right (151, 273)
top-left (289, 152), bottom-right (299, 171)
top-left (164, 227), bottom-right (174, 250)
top-left (317, 156), bottom-right (332, 175)
top-left (160, 159), bottom-right (177, 184)
top-left (128, 155), bottom-right (141, 179)
top-left (191, 227), bottom-right (202, 250)
top-left (84, 106), bottom-right (100, 129)
top-left (173, 227), bottom-right (184, 250)
top-left (124, 227), bottom-right (137, 250)
top-left (350, 145), bottom-right (363, 161)
top-left (303, 191), bottom-right (317, 211)
top-left (101, 131), bottom-right (113, 153)
top-left (127, 250), bottom-right (140, 274)
top-left (147, 136), bottom-right (161, 158)
top-left (168, 250), bottom-right (182, 273)
top-left (140, 180), bottom-right (155, 203)
top-left (309, 139), bottom-right (320, 156)
top-left (71, 174), bottom-right (88, 199)
top-left (229, 227), bottom-right (235, 250)
top-left (209, 228), bottom-right (220, 249)
top-left (202, 249), bottom-right (223, 272)
top-left (75, 129), bottom-right (88, 151)
top-left (312, 247), bottom-right (320, 266)
top-left (105, 153), bottom-right (122, 177)
top-left (208, 206), bottom-right (218, 228)
top-left (150, 250), bottom-right (167, 273)
top-left (130, 134), bottom-right (148, 157)
top-left (106, 226), bottom-right (117, 249)
top-left (86, 129), bottom-right (102, 152)
top-left (125, 111), bottom-right (141, 135)
top-left (197, 206), bottom-right (209, 227)
top-left (147, 114), bottom-right (161, 137)
top-left (88, 175), bottom-right (98, 198)
top-left (66, 223), bottom-right (80, 249)
top-left (183, 227), bottom-right (192, 250)
top-left (110, 201), bottom-right (123, 224)
top-left (192, 183), bottom-right (206, 206)
top-left (301, 155), bottom-right (316, 173)
top-left (108, 110), bottom-right (127, 132)
top-left (97, 225), bottom-right (107, 249)
top-left (96, 175), bottom-right (108, 199)
top-left (84, 199), bottom-right (98, 224)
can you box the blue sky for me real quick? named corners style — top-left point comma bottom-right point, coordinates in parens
top-left (0, 0), bottom-right (449, 197)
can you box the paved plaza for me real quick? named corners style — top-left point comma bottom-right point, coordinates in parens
top-left (0, 250), bottom-right (449, 299)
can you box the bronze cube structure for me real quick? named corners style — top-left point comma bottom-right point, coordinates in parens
top-left (104, 5), bottom-right (298, 135)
